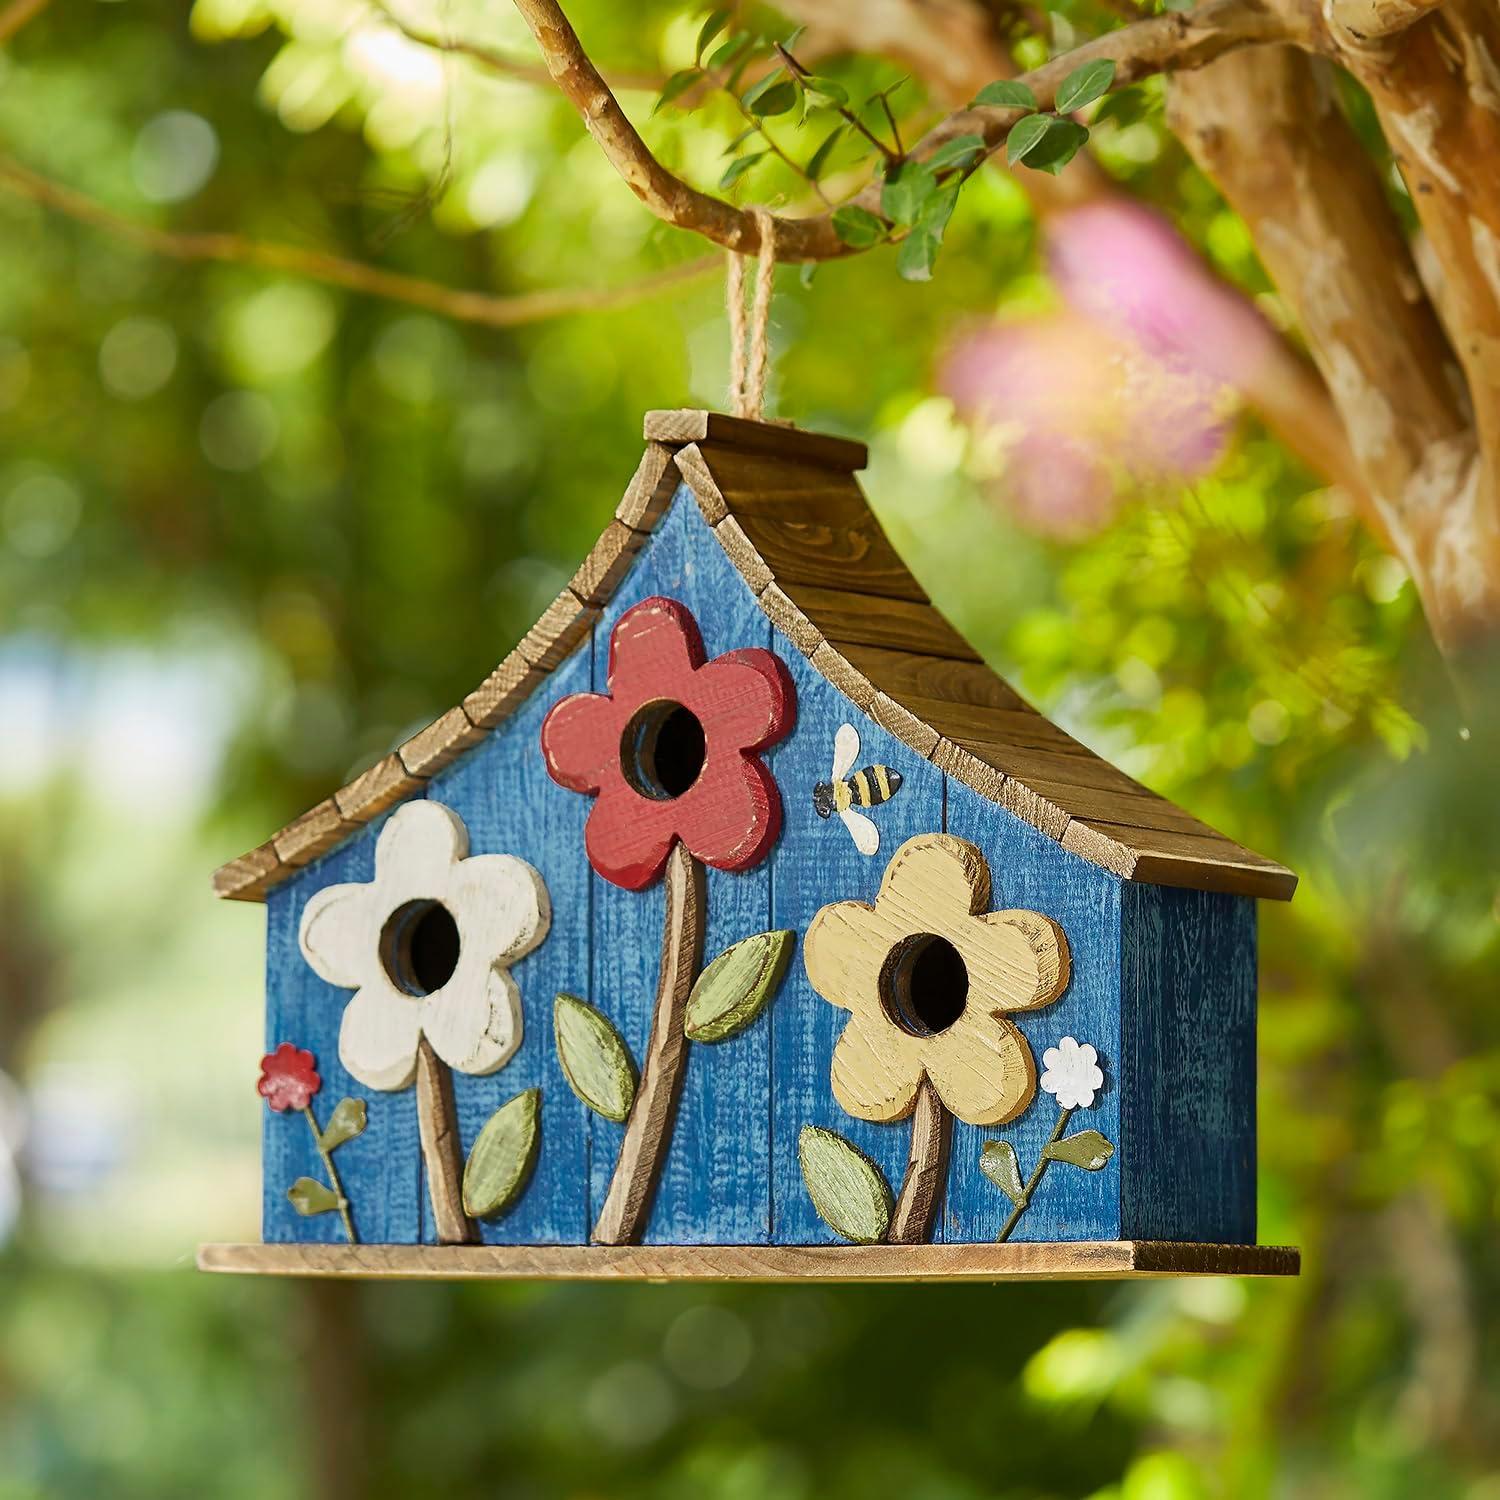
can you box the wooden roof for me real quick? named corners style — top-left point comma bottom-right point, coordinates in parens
top-left (215, 410), bottom-right (1296, 904)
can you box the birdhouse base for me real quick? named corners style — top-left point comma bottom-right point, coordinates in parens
top-left (197, 1240), bottom-right (1299, 1281)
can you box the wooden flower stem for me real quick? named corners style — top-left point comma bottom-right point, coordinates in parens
top-left (416, 1037), bottom-right (477, 1245)
top-left (593, 841), bottom-right (706, 1245)
top-left (301, 1106), bottom-right (357, 1245)
top-left (996, 1107), bottom-right (1073, 1244)
top-left (888, 1078), bottom-right (952, 1244)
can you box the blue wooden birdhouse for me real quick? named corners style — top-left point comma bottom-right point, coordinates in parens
top-left (203, 412), bottom-right (1298, 1283)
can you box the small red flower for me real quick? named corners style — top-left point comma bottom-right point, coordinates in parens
top-left (541, 596), bottom-right (795, 889)
top-left (258, 1043), bottom-right (322, 1112)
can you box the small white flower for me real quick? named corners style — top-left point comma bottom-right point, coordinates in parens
top-left (1039, 1036), bottom-right (1104, 1110)
top-left (298, 801), bottom-right (550, 1092)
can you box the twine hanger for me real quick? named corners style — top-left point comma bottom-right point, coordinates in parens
top-left (726, 207), bottom-right (776, 420)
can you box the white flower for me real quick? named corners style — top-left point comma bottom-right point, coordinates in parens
top-left (1039, 1036), bottom-right (1104, 1110)
top-left (298, 801), bottom-right (550, 1092)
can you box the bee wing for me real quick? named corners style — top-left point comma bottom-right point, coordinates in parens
top-left (831, 722), bottom-right (860, 780)
top-left (840, 807), bottom-right (881, 857)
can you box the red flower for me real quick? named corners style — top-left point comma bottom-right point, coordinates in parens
top-left (258, 1043), bottom-right (322, 1112)
top-left (541, 596), bottom-right (795, 889)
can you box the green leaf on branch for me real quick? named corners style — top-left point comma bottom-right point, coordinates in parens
top-left (685, 929), bottom-right (794, 1042)
top-left (925, 133), bottom-right (986, 174)
top-left (720, 152), bottom-right (767, 189)
top-left (462, 1088), bottom-right (542, 1219)
top-left (743, 71), bottom-right (798, 118)
top-left (880, 160), bottom-right (939, 226)
top-left (832, 205), bottom-right (888, 248)
top-left (1042, 1129), bottom-right (1116, 1171)
top-left (805, 125), bottom-right (844, 182)
top-left (318, 1097), bottom-right (366, 1152)
top-left (972, 80), bottom-right (1037, 110)
top-left (695, 7), bottom-right (732, 62)
top-left (554, 993), bottom-right (637, 1122)
top-left (653, 68), bottom-right (702, 115)
top-left (896, 184), bottom-right (959, 281)
top-left (1055, 58), bottom-right (1117, 113)
top-left (798, 1125), bottom-right (893, 1244)
top-left (1022, 119), bottom-right (1090, 175)
top-left (803, 76), bottom-right (849, 108)
top-left (979, 1140), bottom-right (1025, 1204)
top-left (287, 1177), bottom-right (339, 1216)
top-left (1006, 113), bottom-right (1051, 165)
top-left (707, 34), bottom-right (751, 72)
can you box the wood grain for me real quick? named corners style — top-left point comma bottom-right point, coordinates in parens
top-left (643, 409), bottom-right (868, 472)
top-left (569, 518), bottom-right (650, 605)
top-left (1064, 820), bottom-right (1298, 900)
top-left (682, 444), bottom-right (927, 602)
top-left (397, 707), bottom-right (487, 778)
top-left (213, 841), bottom-right (282, 901)
top-left (463, 651), bottom-right (547, 731)
top-left (416, 1037), bottom-right (477, 1245)
top-left (517, 588), bottom-right (599, 673)
top-left (614, 441), bottom-right (680, 531)
top-left (888, 1078), bottom-right (951, 1244)
top-left (199, 1239), bottom-right (1300, 1281)
top-left (790, 587), bottom-right (983, 662)
top-left (592, 842), bottom-right (706, 1245)
top-left (273, 800), bottom-right (361, 869)
top-left (334, 753), bottom-right (425, 824)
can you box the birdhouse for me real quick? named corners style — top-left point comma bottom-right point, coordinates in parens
top-left (202, 412), bottom-right (1299, 1283)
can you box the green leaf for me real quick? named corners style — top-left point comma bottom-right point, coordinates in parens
top-left (805, 125), bottom-right (844, 182)
top-left (880, 160), bottom-right (939, 226)
top-left (695, 7), bottom-right (731, 62)
top-left (318, 1097), bottom-right (366, 1152)
top-left (747, 79), bottom-right (798, 117)
top-left (979, 1140), bottom-right (1025, 1204)
top-left (707, 34), bottom-right (751, 71)
top-left (741, 69), bottom-right (788, 112)
top-left (287, 1177), bottom-right (339, 1216)
top-left (653, 68), bottom-right (702, 116)
top-left (798, 1126), bottom-right (893, 1244)
top-left (799, 261), bottom-right (818, 288)
top-left (1042, 1129), bottom-right (1116, 1171)
top-left (831, 205), bottom-right (888, 249)
top-left (1006, 112), bottom-right (1051, 165)
top-left (1054, 58), bottom-right (1116, 114)
top-left (1091, 85), bottom-right (1148, 128)
top-left (720, 151), bottom-right (768, 189)
top-left (685, 929), bottom-right (794, 1043)
top-left (925, 133), bottom-right (986, 175)
top-left (462, 1088), bottom-right (542, 1218)
top-left (554, 993), bottom-right (637, 1122)
top-left (802, 75), bottom-right (848, 107)
top-left (971, 79), bottom-right (1037, 110)
top-left (1022, 118), bottom-right (1090, 175)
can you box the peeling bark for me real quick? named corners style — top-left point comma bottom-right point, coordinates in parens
top-left (1169, 45), bottom-right (1496, 648)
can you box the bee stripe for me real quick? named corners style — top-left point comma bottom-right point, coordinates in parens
top-left (871, 765), bottom-right (892, 801)
top-left (833, 780), bottom-right (853, 813)
top-left (851, 770), bottom-right (872, 807)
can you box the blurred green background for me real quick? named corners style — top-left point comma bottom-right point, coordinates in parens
top-left (1, 1), bottom-right (1497, 1496)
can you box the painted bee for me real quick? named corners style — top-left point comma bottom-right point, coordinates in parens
top-left (813, 723), bottom-right (903, 856)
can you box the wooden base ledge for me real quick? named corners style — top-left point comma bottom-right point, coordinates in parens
top-left (198, 1241), bottom-right (1299, 1282)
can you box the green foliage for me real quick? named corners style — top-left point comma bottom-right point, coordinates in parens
top-left (462, 1088), bottom-right (542, 1218)
top-left (1054, 58), bottom-right (1117, 114)
top-left (973, 80), bottom-right (1039, 110)
top-left (554, 993), bottom-right (638, 1121)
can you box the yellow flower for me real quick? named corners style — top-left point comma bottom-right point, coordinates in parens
top-left (804, 833), bottom-right (1070, 1126)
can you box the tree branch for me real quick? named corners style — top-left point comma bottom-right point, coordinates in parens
top-left (0, 155), bottom-right (717, 329)
top-left (1327, 0), bottom-right (1447, 44)
top-left (781, 0), bottom-right (1373, 509)
top-left (507, 0), bottom-right (1305, 259)
top-left (0, 0), bottom-right (51, 43)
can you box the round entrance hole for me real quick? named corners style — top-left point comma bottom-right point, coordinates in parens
top-left (881, 933), bottom-right (969, 1036)
top-left (620, 699), bottom-right (707, 801)
top-left (380, 899), bottom-right (461, 996)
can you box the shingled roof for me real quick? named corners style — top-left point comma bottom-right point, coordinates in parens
top-left (215, 409), bottom-right (1296, 904)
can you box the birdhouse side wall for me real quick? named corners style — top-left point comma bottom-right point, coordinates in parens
top-left (1119, 882), bottom-right (1257, 1243)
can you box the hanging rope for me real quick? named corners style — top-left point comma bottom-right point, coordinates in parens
top-left (726, 207), bottom-right (776, 420)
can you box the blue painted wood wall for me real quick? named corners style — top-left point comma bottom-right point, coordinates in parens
top-left (260, 482), bottom-right (1258, 1247)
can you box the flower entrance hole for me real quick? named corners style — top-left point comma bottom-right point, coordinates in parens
top-left (881, 933), bottom-right (969, 1036)
top-left (621, 699), bottom-right (707, 801)
top-left (380, 900), bottom-right (461, 997)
